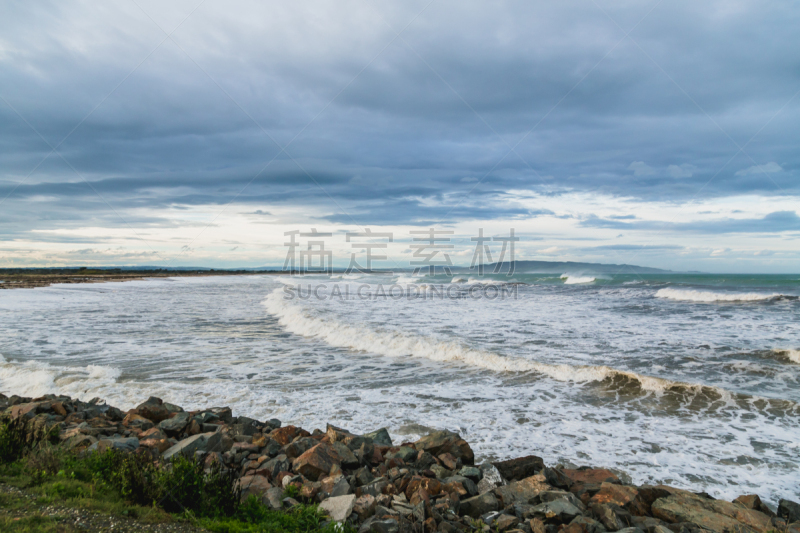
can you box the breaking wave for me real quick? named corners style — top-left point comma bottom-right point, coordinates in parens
top-left (655, 288), bottom-right (796, 302)
top-left (561, 274), bottom-right (596, 285)
top-left (773, 349), bottom-right (800, 364)
top-left (261, 289), bottom-right (782, 408)
top-left (0, 355), bottom-right (121, 399)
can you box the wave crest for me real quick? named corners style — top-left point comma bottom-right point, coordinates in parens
top-left (655, 288), bottom-right (796, 302)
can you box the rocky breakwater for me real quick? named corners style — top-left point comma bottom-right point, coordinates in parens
top-left (2, 392), bottom-right (800, 533)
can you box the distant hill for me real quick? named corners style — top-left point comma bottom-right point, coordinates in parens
top-left (468, 260), bottom-right (671, 274)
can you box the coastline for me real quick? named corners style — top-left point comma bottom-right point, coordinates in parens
top-left (2, 393), bottom-right (798, 533)
top-left (0, 269), bottom-right (282, 290)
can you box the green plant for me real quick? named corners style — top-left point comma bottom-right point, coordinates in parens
top-left (282, 483), bottom-right (300, 499)
top-left (0, 417), bottom-right (30, 463)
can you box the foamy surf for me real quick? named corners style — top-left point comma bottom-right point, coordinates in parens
top-left (773, 349), bottom-right (800, 364)
top-left (0, 355), bottom-right (121, 399)
top-left (655, 288), bottom-right (795, 302)
top-left (262, 289), bottom-right (737, 400)
top-left (561, 274), bottom-right (596, 284)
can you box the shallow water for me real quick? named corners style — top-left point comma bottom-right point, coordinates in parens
top-left (1, 272), bottom-right (798, 504)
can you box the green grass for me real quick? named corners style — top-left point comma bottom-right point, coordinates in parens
top-left (0, 415), bottom-right (353, 533)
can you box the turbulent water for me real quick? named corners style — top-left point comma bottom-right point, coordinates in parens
top-left (1, 272), bottom-right (799, 503)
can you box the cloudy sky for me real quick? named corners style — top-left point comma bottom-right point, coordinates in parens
top-left (1, 0), bottom-right (798, 272)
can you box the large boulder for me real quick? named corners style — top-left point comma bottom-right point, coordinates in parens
top-left (589, 483), bottom-right (639, 509)
top-left (530, 499), bottom-right (583, 524)
top-left (493, 455), bottom-right (545, 482)
top-left (562, 468), bottom-right (620, 486)
top-left (651, 490), bottom-right (771, 533)
top-left (92, 437), bottom-right (139, 453)
top-left (292, 443), bottom-right (342, 481)
top-left (135, 397), bottom-right (171, 423)
top-left (414, 430), bottom-right (474, 465)
top-left (364, 428), bottom-right (393, 447)
top-left (734, 495), bottom-right (774, 517)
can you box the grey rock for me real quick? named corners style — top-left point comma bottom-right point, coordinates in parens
top-left (461, 491), bottom-right (500, 518)
top-left (364, 428), bottom-right (393, 447)
top-left (385, 446), bottom-right (417, 463)
top-left (158, 412), bottom-right (191, 437)
top-left (264, 454), bottom-right (290, 478)
top-left (91, 437), bottom-right (139, 453)
top-left (355, 466), bottom-right (376, 487)
top-left (458, 466), bottom-right (482, 483)
top-left (369, 519), bottom-right (399, 533)
top-left (443, 475), bottom-right (479, 496)
top-left (477, 463), bottom-right (505, 493)
top-left (530, 500), bottom-right (582, 523)
top-left (320, 494), bottom-right (356, 522)
top-left (779, 499), bottom-right (800, 523)
top-left (361, 478), bottom-right (389, 498)
top-left (264, 487), bottom-right (284, 510)
top-left (330, 476), bottom-right (352, 497)
top-left (266, 418), bottom-right (281, 430)
top-left (431, 465), bottom-right (453, 479)
top-left (162, 432), bottom-right (221, 460)
top-left (332, 441), bottom-right (360, 468)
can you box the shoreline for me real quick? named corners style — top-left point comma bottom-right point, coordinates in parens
top-left (0, 269), bottom-right (284, 290)
top-left (2, 393), bottom-right (798, 533)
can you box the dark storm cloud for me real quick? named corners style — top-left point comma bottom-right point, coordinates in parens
top-left (0, 0), bottom-right (799, 231)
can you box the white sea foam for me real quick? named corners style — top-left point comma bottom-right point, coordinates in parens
top-left (263, 289), bottom-right (715, 396)
top-left (0, 355), bottom-right (121, 399)
top-left (394, 275), bottom-right (420, 285)
top-left (561, 274), bottom-right (596, 284)
top-left (773, 349), bottom-right (800, 364)
top-left (656, 288), bottom-right (791, 302)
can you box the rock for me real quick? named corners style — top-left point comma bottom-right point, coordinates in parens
top-left (651, 491), bottom-right (768, 533)
top-left (65, 434), bottom-right (97, 450)
top-left (157, 412), bottom-right (191, 437)
top-left (461, 491), bottom-right (500, 518)
top-left (320, 494), bottom-right (357, 522)
top-left (590, 483), bottom-right (638, 509)
top-left (271, 425), bottom-right (304, 446)
top-left (122, 412), bottom-right (154, 431)
top-left (495, 475), bottom-right (551, 506)
top-left (477, 463), bottom-right (505, 494)
top-left (322, 475), bottom-right (352, 497)
top-left (591, 502), bottom-right (628, 531)
top-left (495, 514), bottom-right (521, 531)
top-left (414, 430), bottom-right (474, 465)
top-left (362, 478), bottom-right (390, 498)
top-left (538, 490), bottom-right (586, 512)
top-left (93, 437), bottom-right (139, 453)
top-left (458, 466), bottom-right (482, 483)
top-left (734, 495), bottom-right (774, 517)
top-left (135, 397), bottom-right (171, 423)
top-left (431, 465), bottom-right (453, 480)
top-left (264, 454), bottom-right (290, 478)
top-left (530, 500), bottom-right (582, 524)
top-left (292, 443), bottom-right (342, 481)
top-left (238, 475), bottom-right (272, 502)
top-left (629, 486), bottom-right (671, 517)
top-left (162, 432), bottom-right (221, 460)
top-left (779, 500), bottom-right (800, 524)
top-left (566, 515), bottom-right (607, 533)
top-left (368, 518), bottom-right (399, 533)
top-left (8, 401), bottom-right (49, 420)
top-left (493, 456), bottom-right (545, 482)
top-left (544, 467), bottom-right (573, 490)
top-left (284, 437), bottom-right (318, 459)
top-left (385, 446), bottom-right (417, 463)
top-left (332, 441), bottom-right (360, 468)
top-left (562, 469), bottom-right (620, 486)
top-left (264, 487), bottom-right (284, 510)
top-left (438, 453), bottom-right (459, 470)
top-left (140, 438), bottom-right (171, 454)
top-left (354, 494), bottom-right (377, 519)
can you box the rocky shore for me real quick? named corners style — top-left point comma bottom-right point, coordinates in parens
top-left (2, 393), bottom-right (799, 533)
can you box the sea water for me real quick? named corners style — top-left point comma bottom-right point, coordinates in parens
top-left (0, 272), bottom-right (798, 504)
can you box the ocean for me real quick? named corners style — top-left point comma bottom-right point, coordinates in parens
top-left (1, 272), bottom-right (798, 504)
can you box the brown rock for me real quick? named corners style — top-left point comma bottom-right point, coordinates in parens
top-left (495, 514), bottom-right (520, 531)
top-left (438, 453), bottom-right (459, 470)
top-left (414, 430), bottom-right (474, 465)
top-left (495, 474), bottom-right (551, 506)
top-left (589, 483), bottom-right (638, 508)
top-left (734, 495), bottom-right (775, 517)
top-left (493, 455), bottom-right (545, 482)
top-left (562, 468), bottom-right (620, 485)
top-left (292, 442), bottom-right (342, 481)
top-left (51, 401), bottom-right (67, 417)
top-left (354, 494), bottom-right (377, 519)
top-left (139, 427), bottom-right (167, 440)
top-left (405, 477), bottom-right (443, 500)
top-left (652, 491), bottom-right (770, 533)
top-left (238, 475), bottom-right (273, 501)
top-left (271, 425), bottom-right (303, 446)
top-left (135, 397), bottom-right (171, 423)
top-left (122, 412), bottom-right (154, 430)
top-left (140, 438), bottom-right (171, 454)
top-left (630, 486), bottom-right (671, 516)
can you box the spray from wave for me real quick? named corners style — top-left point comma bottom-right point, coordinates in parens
top-left (560, 274), bottom-right (596, 285)
top-left (655, 288), bottom-right (796, 302)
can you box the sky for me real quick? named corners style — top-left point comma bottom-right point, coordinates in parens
top-left (1, 0), bottom-right (798, 273)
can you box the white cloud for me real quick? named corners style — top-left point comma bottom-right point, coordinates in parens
top-left (734, 162), bottom-right (782, 176)
top-left (628, 161), bottom-right (655, 177)
top-left (538, 246), bottom-right (562, 255)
